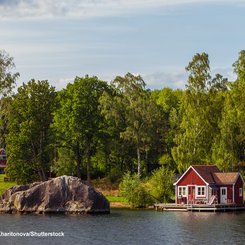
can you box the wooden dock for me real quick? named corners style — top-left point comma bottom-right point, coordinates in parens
top-left (154, 203), bottom-right (245, 212)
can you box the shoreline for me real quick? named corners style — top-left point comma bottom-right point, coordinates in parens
top-left (109, 202), bottom-right (131, 208)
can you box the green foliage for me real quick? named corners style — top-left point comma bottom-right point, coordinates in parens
top-left (211, 92), bottom-right (239, 171)
top-left (107, 167), bottom-right (123, 183)
top-left (172, 52), bottom-right (228, 173)
top-left (149, 166), bottom-right (175, 203)
top-left (158, 154), bottom-right (176, 170)
top-left (6, 80), bottom-right (56, 183)
top-left (52, 76), bottom-right (110, 181)
top-left (100, 73), bottom-right (163, 176)
top-left (0, 50), bottom-right (19, 98)
top-left (0, 50), bottom-right (19, 148)
top-left (152, 88), bottom-right (183, 170)
top-left (232, 50), bottom-right (245, 162)
top-left (52, 148), bottom-right (77, 176)
top-left (1, 50), bottom-right (245, 184)
top-left (211, 50), bottom-right (245, 171)
top-left (119, 172), bottom-right (154, 207)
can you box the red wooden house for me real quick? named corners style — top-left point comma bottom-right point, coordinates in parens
top-left (174, 165), bottom-right (244, 206)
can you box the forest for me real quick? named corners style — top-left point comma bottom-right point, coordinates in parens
top-left (0, 50), bottom-right (244, 189)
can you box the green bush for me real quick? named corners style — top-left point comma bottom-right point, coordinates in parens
top-left (107, 168), bottom-right (123, 183)
top-left (149, 166), bottom-right (175, 203)
top-left (119, 172), bottom-right (153, 208)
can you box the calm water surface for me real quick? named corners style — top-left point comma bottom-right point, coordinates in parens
top-left (0, 209), bottom-right (244, 245)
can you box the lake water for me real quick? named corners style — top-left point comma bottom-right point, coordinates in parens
top-left (0, 209), bottom-right (244, 245)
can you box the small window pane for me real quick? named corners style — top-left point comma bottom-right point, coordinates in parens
top-left (197, 187), bottom-right (205, 196)
top-left (239, 188), bottom-right (243, 197)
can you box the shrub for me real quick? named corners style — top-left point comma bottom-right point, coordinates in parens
top-left (149, 166), bottom-right (175, 203)
top-left (119, 172), bottom-right (153, 208)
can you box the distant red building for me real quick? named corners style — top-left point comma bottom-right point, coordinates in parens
top-left (174, 165), bottom-right (244, 206)
top-left (0, 148), bottom-right (7, 173)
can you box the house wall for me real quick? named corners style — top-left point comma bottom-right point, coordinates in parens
top-left (234, 176), bottom-right (244, 206)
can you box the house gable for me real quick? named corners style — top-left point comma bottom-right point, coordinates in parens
top-left (235, 173), bottom-right (245, 185)
top-left (174, 166), bottom-right (207, 186)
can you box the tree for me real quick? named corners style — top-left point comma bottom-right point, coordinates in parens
top-left (211, 91), bottom-right (239, 171)
top-left (212, 50), bottom-right (245, 171)
top-left (6, 80), bottom-right (56, 183)
top-left (149, 166), bottom-right (175, 203)
top-left (172, 53), bottom-right (227, 173)
top-left (152, 88), bottom-right (183, 170)
top-left (232, 50), bottom-right (245, 164)
top-left (119, 172), bottom-right (153, 207)
top-left (100, 73), bottom-right (162, 177)
top-left (52, 148), bottom-right (77, 176)
top-left (52, 76), bottom-right (109, 182)
top-left (0, 50), bottom-right (19, 148)
top-left (0, 50), bottom-right (19, 97)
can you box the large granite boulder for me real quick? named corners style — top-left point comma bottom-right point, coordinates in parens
top-left (0, 176), bottom-right (110, 214)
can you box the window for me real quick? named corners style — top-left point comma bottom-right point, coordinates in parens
top-left (196, 186), bottom-right (206, 197)
top-left (178, 186), bottom-right (187, 197)
top-left (239, 188), bottom-right (243, 197)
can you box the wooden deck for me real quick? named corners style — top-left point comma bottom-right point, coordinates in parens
top-left (154, 203), bottom-right (245, 212)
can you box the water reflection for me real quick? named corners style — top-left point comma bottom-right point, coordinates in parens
top-left (0, 209), bottom-right (244, 245)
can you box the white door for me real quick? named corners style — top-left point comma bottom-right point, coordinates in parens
top-left (220, 187), bottom-right (227, 204)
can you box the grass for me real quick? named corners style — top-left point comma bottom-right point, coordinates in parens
top-left (106, 195), bottom-right (127, 203)
top-left (0, 174), bottom-right (17, 195)
top-left (92, 178), bottom-right (130, 207)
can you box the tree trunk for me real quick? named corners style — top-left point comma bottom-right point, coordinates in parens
top-left (87, 154), bottom-right (91, 184)
top-left (41, 168), bottom-right (47, 181)
top-left (38, 168), bottom-right (47, 181)
top-left (137, 146), bottom-right (141, 177)
top-left (86, 142), bottom-right (91, 184)
top-left (75, 142), bottom-right (82, 179)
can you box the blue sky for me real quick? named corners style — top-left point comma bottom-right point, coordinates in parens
top-left (0, 0), bottom-right (244, 90)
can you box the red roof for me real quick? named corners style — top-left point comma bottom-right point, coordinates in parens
top-left (213, 172), bottom-right (240, 185)
top-left (175, 165), bottom-right (244, 186)
top-left (192, 165), bottom-right (220, 184)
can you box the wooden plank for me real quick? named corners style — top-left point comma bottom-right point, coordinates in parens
top-left (154, 203), bottom-right (245, 212)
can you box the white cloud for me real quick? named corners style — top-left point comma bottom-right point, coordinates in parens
top-left (212, 68), bottom-right (237, 82)
top-left (0, 0), bottom-right (243, 19)
top-left (143, 66), bottom-right (237, 90)
top-left (51, 77), bottom-right (74, 91)
top-left (144, 71), bottom-right (187, 90)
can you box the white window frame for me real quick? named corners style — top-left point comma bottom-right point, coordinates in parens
top-left (239, 188), bottom-right (243, 197)
top-left (178, 186), bottom-right (187, 197)
top-left (196, 186), bottom-right (206, 197)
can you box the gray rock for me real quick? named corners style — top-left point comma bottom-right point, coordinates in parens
top-left (0, 176), bottom-right (110, 214)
